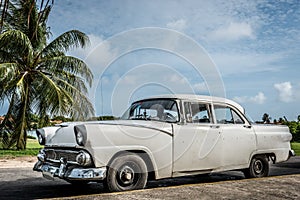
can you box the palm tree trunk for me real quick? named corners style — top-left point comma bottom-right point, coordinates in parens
top-left (15, 85), bottom-right (29, 150)
top-left (0, 0), bottom-right (9, 33)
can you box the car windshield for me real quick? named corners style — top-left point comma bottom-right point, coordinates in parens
top-left (121, 99), bottom-right (179, 123)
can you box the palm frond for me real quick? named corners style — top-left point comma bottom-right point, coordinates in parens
top-left (0, 49), bottom-right (20, 62)
top-left (41, 30), bottom-right (90, 57)
top-left (49, 75), bottom-right (95, 119)
top-left (39, 55), bottom-right (93, 86)
top-left (0, 63), bottom-right (19, 102)
top-left (0, 29), bottom-right (33, 59)
top-left (51, 70), bottom-right (89, 94)
top-left (69, 92), bottom-right (95, 120)
top-left (0, 62), bottom-right (18, 82)
top-left (34, 71), bottom-right (73, 115)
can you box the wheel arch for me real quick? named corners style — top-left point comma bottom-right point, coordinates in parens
top-left (249, 152), bottom-right (276, 165)
top-left (107, 150), bottom-right (156, 180)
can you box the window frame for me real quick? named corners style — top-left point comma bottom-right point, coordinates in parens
top-left (212, 103), bottom-right (248, 125)
top-left (182, 100), bottom-right (213, 124)
top-left (123, 98), bottom-right (180, 123)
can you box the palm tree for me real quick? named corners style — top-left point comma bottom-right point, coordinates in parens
top-left (262, 113), bottom-right (271, 124)
top-left (0, 0), bottom-right (94, 150)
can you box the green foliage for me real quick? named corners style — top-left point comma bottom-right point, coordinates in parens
top-left (0, 0), bottom-right (94, 150)
top-left (51, 115), bottom-right (73, 122)
top-left (88, 116), bottom-right (116, 121)
top-left (283, 121), bottom-right (300, 142)
top-left (291, 142), bottom-right (300, 156)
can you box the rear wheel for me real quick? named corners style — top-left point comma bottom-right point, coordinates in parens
top-left (243, 155), bottom-right (269, 178)
top-left (105, 153), bottom-right (148, 192)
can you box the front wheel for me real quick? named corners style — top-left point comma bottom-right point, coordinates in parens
top-left (105, 153), bottom-right (148, 192)
top-left (243, 155), bottom-right (269, 178)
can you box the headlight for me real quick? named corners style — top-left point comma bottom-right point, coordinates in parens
top-left (74, 125), bottom-right (87, 146)
top-left (36, 129), bottom-right (45, 145)
top-left (76, 151), bottom-right (92, 166)
top-left (76, 131), bottom-right (84, 145)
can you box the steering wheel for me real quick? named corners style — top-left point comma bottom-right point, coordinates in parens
top-left (165, 112), bottom-right (176, 121)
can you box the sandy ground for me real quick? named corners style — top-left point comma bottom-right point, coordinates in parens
top-left (0, 156), bottom-right (36, 168)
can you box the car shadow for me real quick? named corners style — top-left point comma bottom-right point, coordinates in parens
top-left (0, 172), bottom-right (245, 199)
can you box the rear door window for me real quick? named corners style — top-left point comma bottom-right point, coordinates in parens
top-left (214, 105), bottom-right (244, 124)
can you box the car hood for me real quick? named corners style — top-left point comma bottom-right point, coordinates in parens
top-left (44, 120), bottom-right (173, 147)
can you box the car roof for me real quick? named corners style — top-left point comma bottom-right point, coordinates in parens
top-left (134, 94), bottom-right (245, 114)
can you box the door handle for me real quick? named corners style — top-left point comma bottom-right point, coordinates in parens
top-left (210, 125), bottom-right (220, 129)
top-left (243, 125), bottom-right (252, 129)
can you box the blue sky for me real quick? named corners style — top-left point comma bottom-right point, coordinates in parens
top-left (3, 0), bottom-right (300, 121)
top-left (48, 0), bottom-right (300, 121)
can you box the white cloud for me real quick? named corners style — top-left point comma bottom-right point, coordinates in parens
top-left (212, 52), bottom-right (285, 76)
top-left (274, 82), bottom-right (293, 102)
top-left (193, 82), bottom-right (207, 93)
top-left (167, 74), bottom-right (186, 84)
top-left (250, 92), bottom-right (266, 104)
top-left (210, 22), bottom-right (255, 41)
top-left (69, 34), bottom-right (103, 59)
top-left (120, 75), bottom-right (137, 85)
top-left (166, 19), bottom-right (187, 31)
top-left (70, 34), bottom-right (118, 76)
top-left (233, 92), bottom-right (266, 104)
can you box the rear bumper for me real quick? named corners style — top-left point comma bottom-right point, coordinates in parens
top-left (33, 161), bottom-right (106, 181)
top-left (289, 150), bottom-right (296, 158)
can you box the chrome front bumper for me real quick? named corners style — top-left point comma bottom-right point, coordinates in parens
top-left (33, 161), bottom-right (106, 181)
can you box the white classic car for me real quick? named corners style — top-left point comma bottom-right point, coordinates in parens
top-left (33, 94), bottom-right (295, 192)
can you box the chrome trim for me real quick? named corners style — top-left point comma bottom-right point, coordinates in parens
top-left (68, 168), bottom-right (106, 180)
top-left (46, 158), bottom-right (78, 165)
top-left (289, 150), bottom-right (296, 158)
top-left (76, 151), bottom-right (92, 166)
top-left (34, 162), bottom-right (106, 181)
top-left (43, 149), bottom-right (89, 165)
top-left (37, 149), bottom-right (46, 162)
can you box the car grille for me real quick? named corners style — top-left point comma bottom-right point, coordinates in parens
top-left (44, 149), bottom-right (79, 164)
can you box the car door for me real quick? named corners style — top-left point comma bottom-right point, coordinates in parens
top-left (172, 101), bottom-right (222, 174)
top-left (213, 104), bottom-right (256, 169)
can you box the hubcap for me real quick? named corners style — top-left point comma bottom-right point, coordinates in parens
top-left (119, 166), bottom-right (135, 185)
top-left (254, 159), bottom-right (263, 174)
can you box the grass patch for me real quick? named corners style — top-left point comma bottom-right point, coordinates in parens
top-left (27, 138), bottom-right (42, 149)
top-left (291, 142), bottom-right (300, 156)
top-left (0, 139), bottom-right (42, 158)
